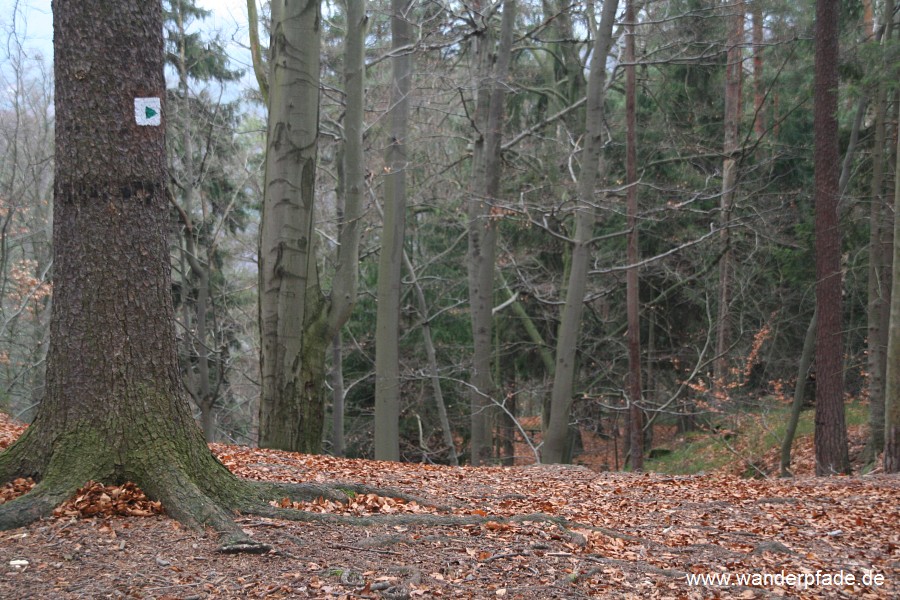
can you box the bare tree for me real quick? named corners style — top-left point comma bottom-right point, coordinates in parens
top-left (466, 0), bottom-right (516, 465)
top-left (542, 0), bottom-right (619, 465)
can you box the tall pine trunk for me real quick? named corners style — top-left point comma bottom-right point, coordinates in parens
top-left (813, 0), bottom-right (850, 475)
top-left (0, 0), bottom-right (268, 550)
top-left (884, 97), bottom-right (900, 473)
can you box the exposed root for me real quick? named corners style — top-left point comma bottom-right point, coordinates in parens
top-left (0, 477), bottom-right (82, 530)
top-left (143, 470), bottom-right (272, 554)
top-left (247, 480), bottom-right (451, 510)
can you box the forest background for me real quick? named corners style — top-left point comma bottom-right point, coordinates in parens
top-left (0, 0), bottom-right (898, 473)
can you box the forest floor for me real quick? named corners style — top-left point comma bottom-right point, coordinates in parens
top-left (0, 412), bottom-right (897, 599)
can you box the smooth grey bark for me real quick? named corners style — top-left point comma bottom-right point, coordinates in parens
top-left (466, 0), bottom-right (516, 465)
top-left (625, 0), bottom-right (643, 471)
top-left (374, 0), bottom-right (413, 462)
top-left (245, 0), bottom-right (269, 104)
top-left (258, 0), bottom-right (362, 452)
top-left (542, 0), bottom-right (619, 465)
top-left (331, 332), bottom-right (345, 456)
top-left (863, 0), bottom-right (893, 464)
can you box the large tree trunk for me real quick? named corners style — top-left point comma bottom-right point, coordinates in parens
top-left (466, 0), bottom-right (515, 466)
top-left (257, 0), bottom-right (362, 453)
top-left (1, 1), bottom-right (387, 547)
top-left (542, 0), bottom-right (619, 465)
top-left (813, 0), bottom-right (850, 476)
top-left (374, 0), bottom-right (413, 462)
top-left (0, 0), bottom-right (264, 550)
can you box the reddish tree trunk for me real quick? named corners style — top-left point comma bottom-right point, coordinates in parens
top-left (813, 0), bottom-right (850, 476)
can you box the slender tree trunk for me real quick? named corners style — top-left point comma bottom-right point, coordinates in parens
top-left (403, 252), bottom-right (459, 466)
top-left (863, 0), bottom-right (893, 464)
top-left (245, 0), bottom-right (269, 104)
top-left (374, 0), bottom-right (413, 462)
top-left (813, 0), bottom-right (850, 476)
top-left (884, 97), bottom-right (900, 473)
top-left (466, 0), bottom-right (515, 465)
top-left (542, 0), bottom-right (619, 465)
top-left (783, 53), bottom-right (873, 472)
top-left (171, 4), bottom-right (218, 440)
top-left (752, 1), bottom-right (765, 140)
top-left (713, 2), bottom-right (744, 402)
top-left (780, 309), bottom-right (816, 476)
top-left (625, 0), bottom-right (643, 471)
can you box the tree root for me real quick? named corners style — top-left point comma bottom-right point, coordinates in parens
top-left (246, 479), bottom-right (453, 510)
top-left (0, 476), bottom-right (82, 530)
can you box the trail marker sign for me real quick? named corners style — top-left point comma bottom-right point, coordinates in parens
top-left (134, 97), bottom-right (161, 126)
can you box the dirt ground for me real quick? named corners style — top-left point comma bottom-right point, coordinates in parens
top-left (1, 415), bottom-right (898, 599)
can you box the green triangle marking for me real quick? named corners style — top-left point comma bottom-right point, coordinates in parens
top-left (145, 106), bottom-right (158, 119)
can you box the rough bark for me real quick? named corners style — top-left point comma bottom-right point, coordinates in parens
top-left (542, 0), bottom-right (619, 465)
top-left (466, 0), bottom-right (515, 465)
top-left (374, 0), bottom-right (412, 462)
top-left (0, 3), bottom-right (407, 539)
top-left (0, 0), bottom-right (282, 551)
top-left (813, 0), bottom-right (850, 476)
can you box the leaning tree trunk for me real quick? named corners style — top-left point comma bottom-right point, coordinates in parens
top-left (542, 0), bottom-right (619, 464)
top-left (713, 1), bottom-right (743, 403)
